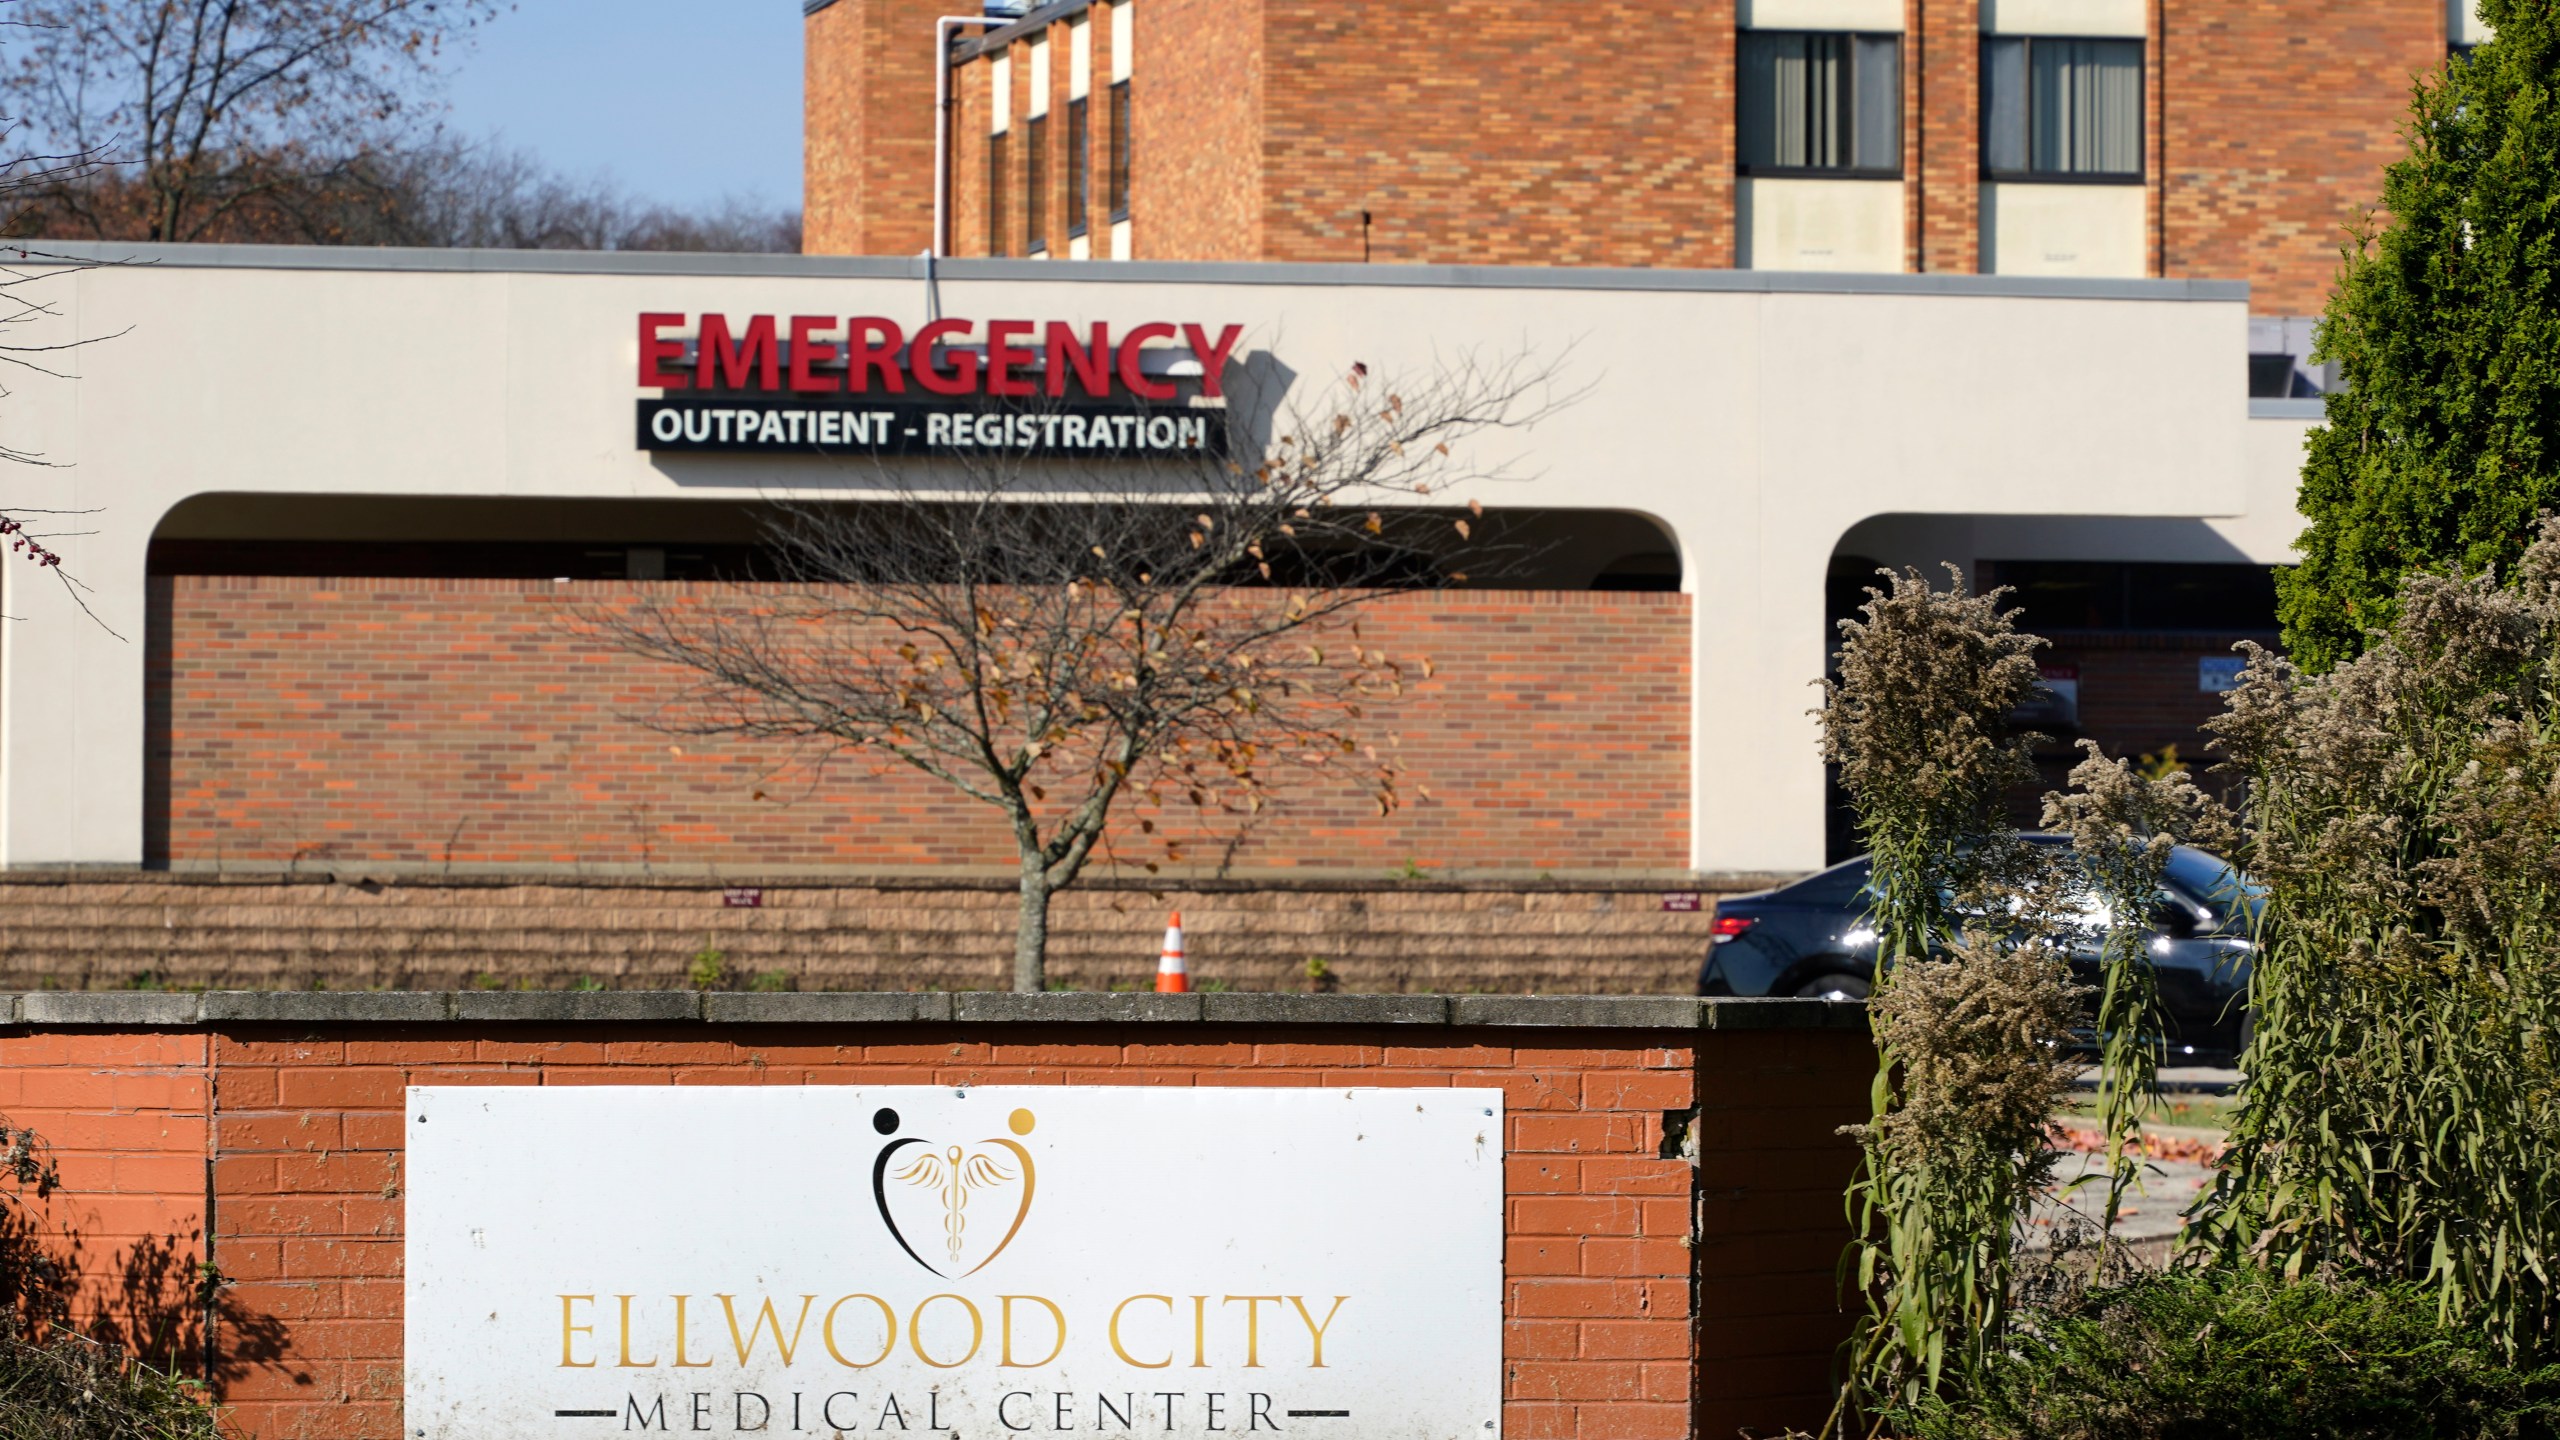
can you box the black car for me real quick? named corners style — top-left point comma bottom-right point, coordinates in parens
top-left (1698, 836), bottom-right (2258, 1061)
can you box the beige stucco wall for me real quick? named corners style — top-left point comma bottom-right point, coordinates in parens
top-left (0, 247), bottom-right (2292, 874)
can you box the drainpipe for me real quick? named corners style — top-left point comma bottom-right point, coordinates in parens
top-left (932, 13), bottom-right (1001, 258)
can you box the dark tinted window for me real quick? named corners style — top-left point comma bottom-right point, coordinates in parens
top-left (1983, 560), bottom-right (2281, 632)
top-left (1982, 36), bottom-right (2143, 179)
top-left (1737, 31), bottom-right (1901, 175)
top-left (1067, 96), bottom-right (1090, 237)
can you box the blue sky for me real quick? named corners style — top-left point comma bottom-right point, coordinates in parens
top-left (439, 2), bottom-right (806, 213)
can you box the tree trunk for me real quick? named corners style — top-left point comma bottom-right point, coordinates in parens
top-left (1013, 863), bottom-right (1052, 993)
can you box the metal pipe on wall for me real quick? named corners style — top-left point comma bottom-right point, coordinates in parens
top-left (932, 13), bottom-right (998, 258)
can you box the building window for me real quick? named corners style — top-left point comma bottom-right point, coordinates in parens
top-left (987, 130), bottom-right (1010, 257)
top-left (1982, 37), bottom-right (2144, 181)
top-left (1067, 96), bottom-right (1090, 238)
top-left (1025, 113), bottom-right (1049, 253)
top-left (1108, 80), bottom-right (1132, 220)
top-left (1736, 31), bottom-right (1901, 176)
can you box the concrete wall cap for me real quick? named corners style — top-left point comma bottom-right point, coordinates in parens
top-left (3, 990), bottom-right (1859, 1029)
top-left (451, 991), bottom-right (703, 1023)
top-left (953, 992), bottom-right (1207, 1023)
top-left (19, 992), bottom-right (205, 1026)
top-left (1199, 993), bottom-right (1451, 1025)
top-left (202, 991), bottom-right (452, 1023)
top-left (1450, 995), bottom-right (1710, 1029)
top-left (707, 992), bottom-right (945, 1024)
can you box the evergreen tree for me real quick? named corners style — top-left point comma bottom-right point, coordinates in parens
top-left (2281, 0), bottom-right (2560, 670)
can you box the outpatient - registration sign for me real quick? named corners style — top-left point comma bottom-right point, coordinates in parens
top-left (405, 1087), bottom-right (1503, 1439)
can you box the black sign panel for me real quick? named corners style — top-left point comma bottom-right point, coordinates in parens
top-left (637, 399), bottom-right (1226, 458)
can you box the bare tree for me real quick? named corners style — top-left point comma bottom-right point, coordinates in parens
top-left (2, 0), bottom-right (500, 242)
top-left (364, 141), bottom-right (799, 253)
top-left (599, 354), bottom-right (1564, 991)
top-left (0, 2), bottom-right (116, 617)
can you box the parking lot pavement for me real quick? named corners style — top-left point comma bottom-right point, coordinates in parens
top-left (2030, 1120), bottom-right (2226, 1264)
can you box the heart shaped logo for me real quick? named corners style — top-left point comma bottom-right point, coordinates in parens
top-left (869, 1105), bottom-right (1040, 1277)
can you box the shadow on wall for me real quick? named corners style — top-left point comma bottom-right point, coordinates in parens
top-left (0, 1200), bottom-right (294, 1396)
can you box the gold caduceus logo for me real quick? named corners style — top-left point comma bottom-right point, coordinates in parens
top-left (869, 1105), bottom-right (1040, 1277)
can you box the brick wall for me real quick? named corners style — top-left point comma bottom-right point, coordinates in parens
top-left (0, 1031), bottom-right (208, 1360)
top-left (1120, 0), bottom-right (1265, 261)
top-left (823, 0), bottom-right (2453, 318)
top-left (1912, 0), bottom-right (1981, 275)
top-left (152, 581), bottom-right (1689, 877)
top-left (0, 997), bottom-right (1871, 1440)
top-left (0, 876), bottom-right (1776, 997)
top-left (1257, 0), bottom-right (1737, 268)
top-left (804, 0), bottom-right (950, 257)
top-left (2042, 630), bottom-right (2274, 769)
top-left (2159, 0), bottom-right (2444, 314)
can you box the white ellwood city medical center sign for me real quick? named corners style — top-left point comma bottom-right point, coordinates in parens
top-left (406, 1087), bottom-right (1503, 1439)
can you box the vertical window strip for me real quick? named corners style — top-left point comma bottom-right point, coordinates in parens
top-left (1067, 97), bottom-right (1090, 237)
top-left (1026, 113), bottom-right (1049, 252)
top-left (1109, 81), bottom-right (1132, 219)
top-left (988, 131), bottom-right (1010, 257)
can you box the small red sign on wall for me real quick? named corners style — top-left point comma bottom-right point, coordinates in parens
top-left (1661, 892), bottom-right (1704, 913)
top-left (722, 887), bottom-right (764, 909)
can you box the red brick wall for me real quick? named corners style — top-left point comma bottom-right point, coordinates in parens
top-left (2043, 631), bottom-right (2272, 768)
top-left (1912, 0), bottom-right (1982, 275)
top-left (0, 1017), bottom-right (1864, 1439)
top-left (0, 1032), bottom-right (207, 1357)
top-left (826, 0), bottom-right (2452, 313)
top-left (154, 582), bottom-right (1690, 875)
top-left (1130, 0), bottom-right (1266, 260)
top-left (2160, 0), bottom-right (2443, 314)
top-left (1256, 0), bottom-right (1737, 268)
top-left (804, 0), bottom-right (950, 256)
top-left (946, 0), bottom-right (1746, 268)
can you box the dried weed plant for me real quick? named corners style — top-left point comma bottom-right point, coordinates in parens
top-left (2187, 519), bottom-right (2560, 1364)
top-left (1819, 567), bottom-right (2083, 1422)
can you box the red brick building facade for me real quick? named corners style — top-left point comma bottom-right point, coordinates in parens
top-left (806, 0), bottom-right (2461, 316)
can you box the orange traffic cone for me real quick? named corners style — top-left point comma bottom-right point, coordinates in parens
top-left (1156, 911), bottom-right (1190, 994)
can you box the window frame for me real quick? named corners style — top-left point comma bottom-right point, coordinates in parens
top-left (1733, 28), bottom-right (1904, 181)
top-left (1066, 95), bottom-right (1091, 240)
top-left (1025, 111), bottom-right (1049, 254)
top-left (987, 129), bottom-right (1010, 258)
top-left (1978, 34), bottom-right (2148, 185)
top-left (1108, 80), bottom-right (1132, 222)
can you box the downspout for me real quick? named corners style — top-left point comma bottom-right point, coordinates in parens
top-left (1911, 0), bottom-right (1926, 271)
top-left (932, 13), bottom-right (1000, 259)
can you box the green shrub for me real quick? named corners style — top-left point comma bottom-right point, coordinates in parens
top-left (0, 1318), bottom-right (224, 1439)
top-left (1903, 1268), bottom-right (2560, 1440)
top-left (2280, 0), bottom-right (2560, 670)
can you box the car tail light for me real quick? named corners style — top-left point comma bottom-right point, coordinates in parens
top-left (1711, 915), bottom-right (1756, 942)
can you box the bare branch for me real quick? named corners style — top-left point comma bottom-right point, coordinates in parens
top-left (588, 350), bottom-right (1571, 989)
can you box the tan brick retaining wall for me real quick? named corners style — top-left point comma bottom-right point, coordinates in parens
top-left (0, 873), bottom-right (1785, 996)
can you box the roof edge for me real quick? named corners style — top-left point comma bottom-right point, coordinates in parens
top-left (3, 240), bottom-right (2251, 304)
